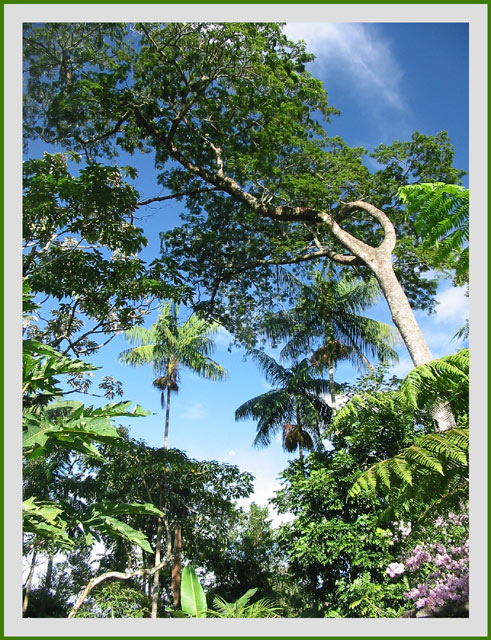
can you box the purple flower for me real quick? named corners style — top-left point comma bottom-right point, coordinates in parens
top-left (386, 562), bottom-right (405, 578)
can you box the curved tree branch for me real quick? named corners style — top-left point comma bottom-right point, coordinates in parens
top-left (68, 535), bottom-right (172, 618)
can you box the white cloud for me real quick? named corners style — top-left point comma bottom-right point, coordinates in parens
top-left (179, 402), bottom-right (205, 421)
top-left (322, 391), bottom-right (348, 411)
top-left (389, 355), bottom-right (414, 379)
top-left (213, 325), bottom-right (233, 347)
top-left (237, 477), bottom-right (294, 528)
top-left (283, 23), bottom-right (406, 112)
top-left (434, 286), bottom-right (469, 325)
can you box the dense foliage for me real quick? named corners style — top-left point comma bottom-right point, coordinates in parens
top-left (22, 22), bottom-right (469, 619)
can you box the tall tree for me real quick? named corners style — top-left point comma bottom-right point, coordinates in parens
top-left (23, 22), bottom-right (465, 428)
top-left (264, 268), bottom-right (399, 411)
top-left (118, 302), bottom-right (228, 616)
top-left (235, 351), bottom-right (331, 459)
top-left (119, 302), bottom-right (228, 449)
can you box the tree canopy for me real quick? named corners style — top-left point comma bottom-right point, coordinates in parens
top-left (23, 23), bottom-right (465, 351)
top-left (22, 21), bottom-right (469, 620)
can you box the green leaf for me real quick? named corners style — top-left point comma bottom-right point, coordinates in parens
top-left (90, 515), bottom-right (154, 554)
top-left (180, 565), bottom-right (208, 618)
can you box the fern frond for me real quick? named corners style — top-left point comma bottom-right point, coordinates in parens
top-left (349, 428), bottom-right (468, 500)
top-left (404, 446), bottom-right (444, 475)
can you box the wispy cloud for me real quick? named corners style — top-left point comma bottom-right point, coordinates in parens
top-left (283, 23), bottom-right (406, 112)
top-left (434, 286), bottom-right (469, 325)
top-left (178, 402), bottom-right (205, 421)
top-left (213, 325), bottom-right (233, 348)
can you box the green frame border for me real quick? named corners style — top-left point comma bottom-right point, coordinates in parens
top-left (5, 3), bottom-right (488, 639)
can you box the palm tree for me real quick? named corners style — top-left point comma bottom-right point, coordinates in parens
top-left (119, 302), bottom-right (228, 449)
top-left (265, 268), bottom-right (400, 413)
top-left (235, 351), bottom-right (331, 459)
top-left (118, 302), bottom-right (228, 617)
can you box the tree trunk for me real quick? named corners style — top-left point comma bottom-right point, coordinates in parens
top-left (23, 551), bottom-right (37, 615)
top-left (38, 555), bottom-right (53, 616)
top-left (370, 257), bottom-right (456, 431)
top-left (150, 488), bottom-right (164, 618)
top-left (327, 358), bottom-right (336, 414)
top-left (164, 386), bottom-right (172, 450)
top-left (371, 257), bottom-right (433, 367)
top-left (171, 524), bottom-right (182, 608)
top-left (322, 201), bottom-right (456, 431)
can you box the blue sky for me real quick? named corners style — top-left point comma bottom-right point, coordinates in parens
top-left (27, 22), bottom-right (470, 523)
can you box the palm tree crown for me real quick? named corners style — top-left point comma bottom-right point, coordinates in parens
top-left (264, 268), bottom-right (400, 410)
top-left (235, 350), bottom-right (331, 458)
top-left (119, 302), bottom-right (228, 448)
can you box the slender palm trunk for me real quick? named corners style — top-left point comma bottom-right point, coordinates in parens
top-left (150, 385), bottom-right (172, 615)
top-left (163, 386), bottom-right (172, 450)
top-left (151, 488), bottom-right (164, 618)
top-left (161, 385), bottom-right (183, 611)
top-left (327, 358), bottom-right (336, 414)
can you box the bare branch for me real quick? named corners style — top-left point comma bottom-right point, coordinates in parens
top-left (136, 187), bottom-right (219, 208)
top-left (68, 552), bottom-right (171, 618)
top-left (334, 200), bottom-right (397, 255)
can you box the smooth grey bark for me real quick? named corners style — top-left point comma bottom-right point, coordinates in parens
top-left (320, 201), bottom-right (456, 431)
top-left (134, 114), bottom-right (454, 430)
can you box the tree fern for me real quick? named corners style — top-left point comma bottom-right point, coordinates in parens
top-left (401, 349), bottom-right (468, 418)
top-left (397, 182), bottom-right (469, 284)
top-left (348, 428), bottom-right (469, 516)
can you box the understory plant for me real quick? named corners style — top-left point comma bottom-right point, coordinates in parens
top-left (167, 565), bottom-right (282, 618)
top-left (386, 510), bottom-right (469, 613)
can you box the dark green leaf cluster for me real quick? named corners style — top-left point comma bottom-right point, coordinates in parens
top-left (206, 503), bottom-right (282, 605)
top-left (271, 450), bottom-right (408, 617)
top-left (23, 288), bottom-right (159, 555)
top-left (77, 581), bottom-right (151, 618)
top-left (92, 434), bottom-right (254, 575)
top-left (23, 153), bottom-right (188, 356)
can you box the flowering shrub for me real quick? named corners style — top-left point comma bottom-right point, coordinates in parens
top-left (386, 511), bottom-right (468, 612)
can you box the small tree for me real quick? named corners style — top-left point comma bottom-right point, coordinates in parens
top-left (235, 351), bottom-right (331, 459)
top-left (264, 268), bottom-right (399, 411)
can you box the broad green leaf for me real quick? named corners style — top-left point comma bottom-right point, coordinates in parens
top-left (91, 515), bottom-right (154, 554)
top-left (180, 565), bottom-right (208, 618)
